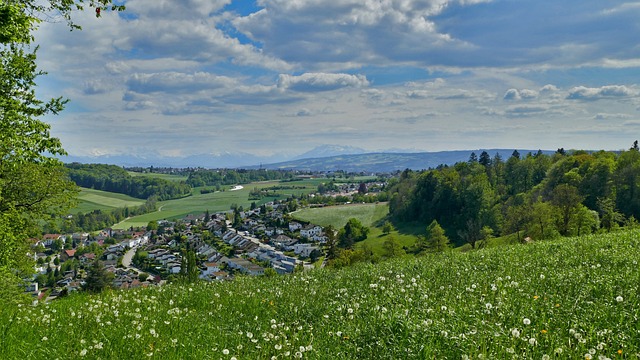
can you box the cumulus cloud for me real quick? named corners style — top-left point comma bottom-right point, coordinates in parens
top-left (278, 73), bottom-right (369, 92)
top-left (567, 85), bottom-right (638, 100)
top-left (505, 105), bottom-right (549, 117)
top-left (504, 88), bottom-right (537, 101)
top-left (126, 72), bottom-right (236, 93)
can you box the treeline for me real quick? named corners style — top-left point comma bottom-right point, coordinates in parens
top-left (66, 163), bottom-right (191, 201)
top-left (388, 145), bottom-right (640, 247)
top-left (186, 169), bottom-right (296, 187)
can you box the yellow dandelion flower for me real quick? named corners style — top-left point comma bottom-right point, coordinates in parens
top-left (534, 295), bottom-right (539, 300)
top-left (541, 329), bottom-right (548, 334)
top-left (618, 349), bottom-right (623, 355)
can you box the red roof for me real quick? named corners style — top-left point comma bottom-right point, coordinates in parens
top-left (64, 249), bottom-right (76, 257)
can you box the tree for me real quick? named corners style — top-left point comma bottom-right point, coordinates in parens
top-left (381, 236), bottom-right (404, 258)
top-left (83, 259), bottom-right (112, 293)
top-left (180, 248), bottom-right (199, 283)
top-left (550, 184), bottom-right (583, 236)
top-left (337, 218), bottom-right (369, 249)
top-left (0, 0), bottom-right (124, 304)
top-left (426, 220), bottom-right (450, 253)
top-left (382, 220), bottom-right (395, 235)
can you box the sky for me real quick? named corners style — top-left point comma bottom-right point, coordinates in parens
top-left (34, 0), bottom-right (640, 161)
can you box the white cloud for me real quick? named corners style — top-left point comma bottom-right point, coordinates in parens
top-left (277, 73), bottom-right (369, 92)
top-left (567, 85), bottom-right (638, 100)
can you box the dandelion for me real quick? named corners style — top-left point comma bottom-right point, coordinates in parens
top-left (542, 355), bottom-right (550, 360)
top-left (485, 303), bottom-right (492, 310)
top-left (275, 344), bottom-right (282, 350)
top-left (41, 336), bottom-right (48, 341)
top-left (294, 351), bottom-right (303, 358)
top-left (616, 296), bottom-right (624, 302)
top-left (511, 328), bottom-right (521, 338)
top-left (223, 349), bottom-right (229, 355)
top-left (529, 337), bottom-right (537, 346)
top-left (585, 354), bottom-right (592, 360)
top-left (523, 318), bottom-right (531, 325)
top-left (79, 349), bottom-right (87, 357)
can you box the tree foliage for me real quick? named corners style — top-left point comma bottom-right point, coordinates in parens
top-left (0, 0), bottom-right (123, 303)
top-left (388, 147), bottom-right (640, 246)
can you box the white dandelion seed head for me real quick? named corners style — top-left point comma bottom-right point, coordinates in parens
top-left (222, 349), bottom-right (229, 355)
top-left (523, 318), bottom-right (531, 325)
top-left (616, 296), bottom-right (624, 302)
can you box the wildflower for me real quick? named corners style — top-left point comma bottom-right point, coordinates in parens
top-left (41, 336), bottom-right (48, 341)
top-left (618, 350), bottom-right (623, 355)
top-left (79, 349), bottom-right (87, 357)
top-left (542, 355), bottom-right (550, 360)
top-left (511, 328), bottom-right (520, 338)
top-left (223, 349), bottom-right (229, 355)
top-left (246, 332), bottom-right (253, 339)
top-left (485, 303), bottom-right (492, 310)
top-left (529, 337), bottom-right (537, 346)
top-left (541, 329), bottom-right (548, 334)
top-left (616, 296), bottom-right (624, 302)
top-left (275, 344), bottom-right (282, 350)
top-left (585, 354), bottom-right (592, 360)
top-left (295, 351), bottom-right (303, 358)
top-left (523, 318), bottom-right (531, 325)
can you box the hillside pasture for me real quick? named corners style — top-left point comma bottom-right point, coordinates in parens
top-left (4, 229), bottom-right (639, 358)
top-left (70, 188), bottom-right (146, 214)
top-left (292, 203), bottom-right (420, 254)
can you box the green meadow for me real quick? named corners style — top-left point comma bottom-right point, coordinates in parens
top-left (127, 171), bottom-right (189, 182)
top-left (292, 203), bottom-right (420, 254)
top-left (4, 229), bottom-right (639, 358)
top-left (71, 188), bottom-right (146, 214)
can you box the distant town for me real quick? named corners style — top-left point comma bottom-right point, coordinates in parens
top-left (27, 179), bottom-right (387, 302)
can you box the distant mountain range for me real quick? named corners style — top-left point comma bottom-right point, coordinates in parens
top-left (248, 149), bottom-right (556, 173)
top-left (61, 146), bottom-right (556, 173)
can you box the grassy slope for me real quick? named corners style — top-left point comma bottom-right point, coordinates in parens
top-left (127, 172), bottom-right (189, 182)
top-left (4, 230), bottom-right (639, 358)
top-left (71, 188), bottom-right (146, 213)
top-left (292, 203), bottom-right (420, 254)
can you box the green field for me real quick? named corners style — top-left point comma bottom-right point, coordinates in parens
top-left (113, 179), bottom-right (324, 229)
top-left (70, 188), bottom-right (146, 214)
top-left (127, 171), bottom-right (189, 182)
top-left (5, 229), bottom-right (639, 358)
top-left (292, 203), bottom-right (420, 254)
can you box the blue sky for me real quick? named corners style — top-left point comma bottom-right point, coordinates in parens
top-left (34, 0), bottom-right (640, 160)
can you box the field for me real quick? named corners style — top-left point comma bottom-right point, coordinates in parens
top-left (127, 172), bottom-right (189, 182)
top-left (292, 203), bottom-right (420, 254)
top-left (70, 188), bottom-right (146, 214)
top-left (112, 179), bottom-right (325, 229)
top-left (4, 229), bottom-right (639, 358)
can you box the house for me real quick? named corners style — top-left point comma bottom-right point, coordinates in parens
top-left (288, 222), bottom-right (303, 232)
top-left (79, 253), bottom-right (96, 263)
top-left (222, 258), bottom-right (265, 276)
top-left (300, 225), bottom-right (323, 239)
top-left (293, 243), bottom-right (320, 258)
top-left (60, 249), bottom-right (76, 262)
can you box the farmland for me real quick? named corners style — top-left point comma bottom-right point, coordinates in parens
top-left (4, 229), bottom-right (639, 358)
top-left (71, 188), bottom-right (146, 214)
top-left (112, 179), bottom-right (325, 229)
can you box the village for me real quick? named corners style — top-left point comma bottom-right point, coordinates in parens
top-left (24, 179), bottom-right (386, 302)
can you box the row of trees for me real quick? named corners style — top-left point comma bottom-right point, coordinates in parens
top-left (66, 163), bottom-right (191, 200)
top-left (388, 146), bottom-right (640, 247)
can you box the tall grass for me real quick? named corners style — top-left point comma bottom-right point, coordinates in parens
top-left (2, 230), bottom-right (639, 358)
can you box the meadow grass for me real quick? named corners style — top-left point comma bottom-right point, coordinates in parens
top-left (3, 229), bottom-right (639, 359)
top-left (70, 188), bottom-right (146, 214)
top-left (292, 203), bottom-right (419, 254)
top-left (127, 172), bottom-right (189, 182)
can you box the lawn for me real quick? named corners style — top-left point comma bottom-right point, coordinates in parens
top-left (127, 171), bottom-right (189, 182)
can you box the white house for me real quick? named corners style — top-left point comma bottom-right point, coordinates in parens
top-left (288, 222), bottom-right (303, 232)
top-left (293, 243), bottom-right (320, 258)
top-left (300, 225), bottom-right (323, 239)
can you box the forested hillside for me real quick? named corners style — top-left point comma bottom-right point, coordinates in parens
top-left (388, 146), bottom-right (640, 247)
top-left (66, 163), bottom-right (191, 201)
